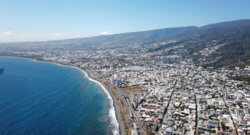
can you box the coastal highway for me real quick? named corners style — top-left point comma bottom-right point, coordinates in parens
top-left (86, 69), bottom-right (148, 135)
top-left (111, 82), bottom-right (149, 135)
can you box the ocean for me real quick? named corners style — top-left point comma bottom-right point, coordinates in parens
top-left (0, 56), bottom-right (119, 135)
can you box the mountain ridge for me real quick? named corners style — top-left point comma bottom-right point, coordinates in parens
top-left (1, 19), bottom-right (250, 69)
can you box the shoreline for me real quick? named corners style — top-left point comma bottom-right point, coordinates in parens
top-left (0, 56), bottom-right (127, 135)
top-left (79, 68), bottom-right (127, 135)
top-left (72, 67), bottom-right (123, 135)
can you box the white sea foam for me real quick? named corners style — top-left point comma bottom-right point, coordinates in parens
top-left (76, 68), bottom-right (120, 135)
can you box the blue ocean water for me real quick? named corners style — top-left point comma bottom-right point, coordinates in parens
top-left (0, 56), bottom-right (114, 135)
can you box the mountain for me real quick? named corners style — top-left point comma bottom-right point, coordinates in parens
top-left (185, 19), bottom-right (250, 68)
top-left (0, 19), bottom-right (250, 69)
top-left (63, 26), bottom-right (197, 48)
top-left (0, 26), bottom-right (197, 49)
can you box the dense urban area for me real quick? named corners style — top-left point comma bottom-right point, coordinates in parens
top-left (0, 20), bottom-right (250, 135)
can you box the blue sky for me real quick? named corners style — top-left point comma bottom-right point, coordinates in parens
top-left (0, 0), bottom-right (250, 42)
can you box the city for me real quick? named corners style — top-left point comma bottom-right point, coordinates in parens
top-left (4, 40), bottom-right (249, 135)
top-left (1, 1), bottom-right (250, 135)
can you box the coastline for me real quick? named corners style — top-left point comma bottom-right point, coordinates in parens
top-left (0, 56), bottom-right (127, 135)
top-left (73, 67), bottom-right (122, 135)
top-left (79, 68), bottom-right (127, 135)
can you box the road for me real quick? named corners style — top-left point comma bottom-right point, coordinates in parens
top-left (220, 94), bottom-right (239, 135)
top-left (217, 87), bottom-right (238, 135)
top-left (155, 88), bottom-right (175, 132)
top-left (194, 94), bottom-right (198, 135)
top-left (111, 82), bottom-right (149, 135)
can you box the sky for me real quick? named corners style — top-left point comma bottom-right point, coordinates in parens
top-left (0, 0), bottom-right (250, 42)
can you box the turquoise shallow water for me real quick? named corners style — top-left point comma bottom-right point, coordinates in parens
top-left (0, 56), bottom-right (114, 135)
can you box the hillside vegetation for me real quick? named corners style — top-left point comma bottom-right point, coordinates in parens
top-left (1, 19), bottom-right (250, 69)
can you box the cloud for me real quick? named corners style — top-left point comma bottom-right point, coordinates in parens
top-left (1, 31), bottom-right (13, 36)
top-left (49, 32), bottom-right (65, 36)
top-left (100, 31), bottom-right (111, 35)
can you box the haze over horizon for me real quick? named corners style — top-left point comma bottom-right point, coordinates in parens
top-left (1, 1), bottom-right (250, 135)
top-left (1, 0), bottom-right (250, 42)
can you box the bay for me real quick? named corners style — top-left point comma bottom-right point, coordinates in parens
top-left (0, 56), bottom-right (115, 135)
